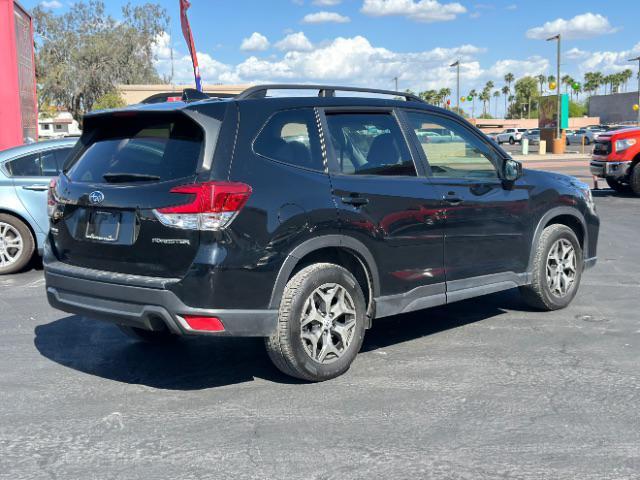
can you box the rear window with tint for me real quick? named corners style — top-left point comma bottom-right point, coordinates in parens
top-left (67, 115), bottom-right (204, 183)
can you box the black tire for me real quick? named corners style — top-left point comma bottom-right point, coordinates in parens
top-left (584, 137), bottom-right (591, 146)
top-left (566, 138), bottom-right (570, 146)
top-left (630, 164), bottom-right (640, 197)
top-left (509, 137), bottom-right (515, 145)
top-left (0, 213), bottom-right (35, 275)
top-left (606, 177), bottom-right (632, 194)
top-left (265, 263), bottom-right (367, 382)
top-left (118, 325), bottom-right (178, 343)
top-left (520, 224), bottom-right (583, 311)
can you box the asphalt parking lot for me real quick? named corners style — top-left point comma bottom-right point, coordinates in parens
top-left (1, 164), bottom-right (639, 479)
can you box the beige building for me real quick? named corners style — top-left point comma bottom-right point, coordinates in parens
top-left (117, 84), bottom-right (250, 105)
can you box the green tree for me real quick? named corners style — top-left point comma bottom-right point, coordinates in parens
top-left (510, 76), bottom-right (539, 119)
top-left (93, 90), bottom-right (127, 110)
top-left (33, 1), bottom-right (169, 123)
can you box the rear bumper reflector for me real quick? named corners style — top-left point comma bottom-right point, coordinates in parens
top-left (182, 315), bottom-right (225, 332)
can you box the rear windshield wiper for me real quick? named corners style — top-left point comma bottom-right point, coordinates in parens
top-left (102, 173), bottom-right (161, 183)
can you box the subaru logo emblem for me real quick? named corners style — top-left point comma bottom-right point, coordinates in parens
top-left (89, 191), bottom-right (105, 204)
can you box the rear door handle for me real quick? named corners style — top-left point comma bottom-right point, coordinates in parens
top-left (341, 195), bottom-right (369, 207)
top-left (443, 192), bottom-right (463, 206)
top-left (22, 185), bottom-right (49, 192)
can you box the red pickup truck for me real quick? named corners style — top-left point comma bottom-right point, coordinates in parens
top-left (590, 127), bottom-right (640, 195)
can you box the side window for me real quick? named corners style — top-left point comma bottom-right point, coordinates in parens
top-left (324, 112), bottom-right (416, 176)
top-left (405, 111), bottom-right (499, 179)
top-left (40, 151), bottom-right (59, 176)
top-left (54, 147), bottom-right (73, 171)
top-left (5, 152), bottom-right (42, 177)
top-left (254, 109), bottom-right (324, 171)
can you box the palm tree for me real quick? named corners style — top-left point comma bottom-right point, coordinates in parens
top-left (622, 69), bottom-right (633, 92)
top-left (536, 74), bottom-right (546, 96)
top-left (480, 87), bottom-right (491, 116)
top-left (439, 88), bottom-right (451, 107)
top-left (592, 72), bottom-right (604, 95)
top-left (501, 85), bottom-right (510, 118)
top-left (504, 73), bottom-right (514, 112)
top-left (561, 75), bottom-right (573, 95)
top-left (469, 89), bottom-right (477, 118)
top-left (493, 90), bottom-right (500, 118)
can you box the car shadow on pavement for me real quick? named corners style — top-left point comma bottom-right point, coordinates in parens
top-left (592, 188), bottom-right (635, 198)
top-left (34, 289), bottom-right (523, 389)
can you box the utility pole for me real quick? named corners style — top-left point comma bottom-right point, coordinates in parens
top-left (547, 34), bottom-right (561, 140)
top-left (629, 56), bottom-right (640, 126)
top-left (450, 60), bottom-right (460, 113)
top-left (393, 76), bottom-right (398, 92)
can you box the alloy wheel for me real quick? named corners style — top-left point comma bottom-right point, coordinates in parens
top-left (546, 238), bottom-right (577, 297)
top-left (0, 222), bottom-right (24, 268)
top-left (299, 283), bottom-right (357, 364)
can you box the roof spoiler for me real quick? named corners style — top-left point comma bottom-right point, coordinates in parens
top-left (182, 88), bottom-right (211, 102)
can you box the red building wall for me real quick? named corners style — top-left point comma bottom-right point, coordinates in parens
top-left (0, 0), bottom-right (37, 150)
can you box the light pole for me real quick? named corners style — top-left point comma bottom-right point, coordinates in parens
top-left (450, 60), bottom-right (460, 113)
top-left (393, 76), bottom-right (398, 92)
top-left (547, 34), bottom-right (561, 140)
top-left (629, 56), bottom-right (640, 126)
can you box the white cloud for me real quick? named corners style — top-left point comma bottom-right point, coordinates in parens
top-left (40, 0), bottom-right (62, 8)
top-left (566, 47), bottom-right (589, 60)
top-left (240, 32), bottom-right (270, 52)
top-left (302, 11), bottom-right (351, 23)
top-left (361, 0), bottom-right (466, 23)
top-left (153, 31), bottom-right (558, 103)
top-left (487, 56), bottom-right (549, 79)
top-left (275, 32), bottom-right (314, 52)
top-left (577, 42), bottom-right (640, 74)
top-left (313, 0), bottom-right (342, 5)
top-left (526, 13), bottom-right (619, 40)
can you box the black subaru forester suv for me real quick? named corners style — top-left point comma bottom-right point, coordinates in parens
top-left (45, 85), bottom-right (599, 381)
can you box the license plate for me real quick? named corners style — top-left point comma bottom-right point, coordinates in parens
top-left (85, 211), bottom-right (120, 242)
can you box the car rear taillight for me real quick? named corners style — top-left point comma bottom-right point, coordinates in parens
top-left (47, 178), bottom-right (57, 219)
top-left (153, 181), bottom-right (252, 231)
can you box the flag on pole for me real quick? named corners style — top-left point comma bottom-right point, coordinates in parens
top-left (179, 0), bottom-right (202, 91)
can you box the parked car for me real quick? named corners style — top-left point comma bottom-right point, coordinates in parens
top-left (496, 128), bottom-right (527, 145)
top-left (44, 85), bottom-right (599, 381)
top-left (566, 128), bottom-right (605, 146)
top-left (590, 127), bottom-right (640, 195)
top-left (522, 129), bottom-right (540, 145)
top-left (0, 139), bottom-right (76, 274)
top-left (485, 132), bottom-right (500, 142)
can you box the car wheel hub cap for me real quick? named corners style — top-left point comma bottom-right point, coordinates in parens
top-left (299, 283), bottom-right (357, 364)
top-left (0, 222), bottom-right (23, 267)
top-left (546, 239), bottom-right (577, 297)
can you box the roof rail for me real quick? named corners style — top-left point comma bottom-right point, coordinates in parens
top-left (236, 84), bottom-right (423, 103)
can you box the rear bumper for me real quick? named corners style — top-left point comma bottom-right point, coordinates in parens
top-left (590, 160), bottom-right (632, 179)
top-left (44, 262), bottom-right (278, 337)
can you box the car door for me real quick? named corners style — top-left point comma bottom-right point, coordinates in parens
top-left (401, 109), bottom-right (530, 295)
top-left (10, 147), bottom-right (72, 233)
top-left (319, 108), bottom-right (445, 309)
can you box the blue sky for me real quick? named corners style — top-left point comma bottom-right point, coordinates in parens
top-left (31, 0), bottom-right (640, 116)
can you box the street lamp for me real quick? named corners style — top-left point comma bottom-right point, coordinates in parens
top-left (629, 56), bottom-right (640, 126)
top-left (546, 34), bottom-right (561, 140)
top-left (393, 76), bottom-right (398, 92)
top-left (450, 60), bottom-right (460, 113)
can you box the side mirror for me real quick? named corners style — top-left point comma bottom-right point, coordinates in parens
top-left (502, 158), bottom-right (522, 182)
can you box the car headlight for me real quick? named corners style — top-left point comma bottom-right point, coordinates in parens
top-left (615, 138), bottom-right (636, 152)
